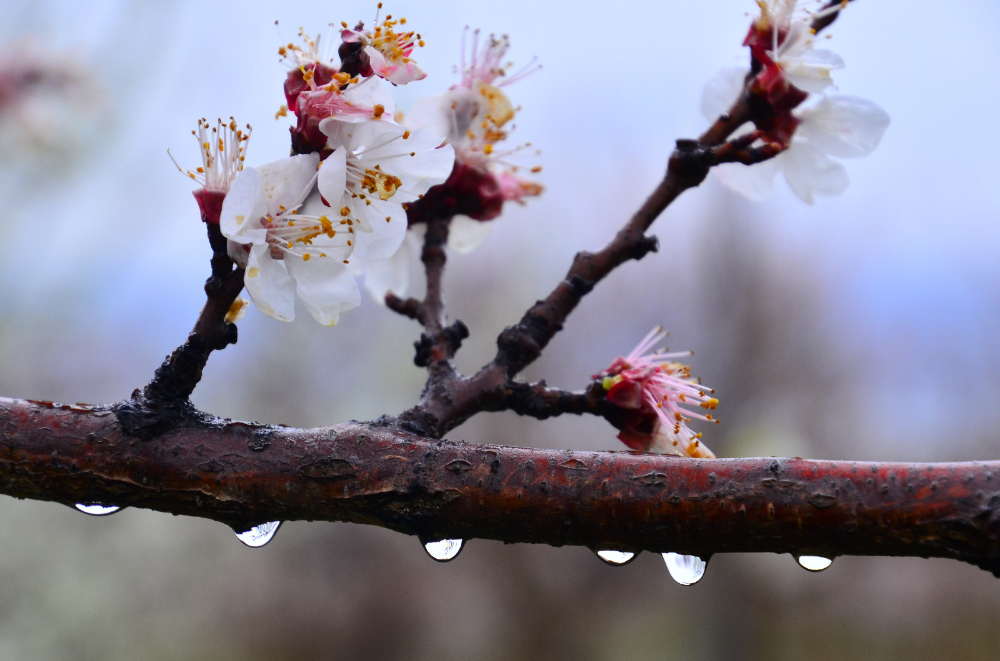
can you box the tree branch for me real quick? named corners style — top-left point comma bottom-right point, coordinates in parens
top-left (3, 397), bottom-right (998, 575)
top-left (114, 222), bottom-right (244, 438)
top-left (396, 111), bottom-right (777, 438)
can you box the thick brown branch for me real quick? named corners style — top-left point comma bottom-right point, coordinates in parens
top-left (3, 397), bottom-right (998, 575)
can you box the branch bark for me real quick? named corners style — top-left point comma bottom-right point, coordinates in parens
top-left (3, 397), bottom-right (998, 575)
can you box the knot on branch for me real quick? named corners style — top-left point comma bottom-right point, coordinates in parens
top-left (631, 234), bottom-right (660, 261)
top-left (496, 318), bottom-right (545, 371)
top-left (113, 333), bottom-right (215, 439)
top-left (413, 320), bottom-right (469, 367)
top-left (669, 139), bottom-right (715, 188)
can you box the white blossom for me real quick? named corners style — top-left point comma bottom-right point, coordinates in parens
top-left (316, 118), bottom-right (454, 261)
top-left (701, 70), bottom-right (889, 204)
top-left (220, 153), bottom-right (361, 326)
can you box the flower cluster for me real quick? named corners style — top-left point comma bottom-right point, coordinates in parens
top-left (702, 0), bottom-right (890, 203)
top-left (358, 29), bottom-right (544, 304)
top-left (406, 30), bottom-right (542, 223)
top-left (596, 328), bottom-right (719, 459)
top-left (175, 10), bottom-right (455, 326)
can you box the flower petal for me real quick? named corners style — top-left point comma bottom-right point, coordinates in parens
top-left (448, 215), bottom-right (492, 254)
top-left (245, 244), bottom-right (296, 322)
top-left (349, 195), bottom-right (407, 261)
top-left (403, 93), bottom-right (452, 141)
top-left (714, 157), bottom-right (782, 202)
top-left (359, 232), bottom-right (415, 303)
top-left (784, 48), bottom-right (845, 94)
top-left (340, 77), bottom-right (395, 121)
top-left (797, 95), bottom-right (891, 158)
top-left (701, 67), bottom-right (748, 121)
top-left (257, 153), bottom-right (320, 216)
top-left (285, 252), bottom-right (361, 326)
top-left (316, 148), bottom-right (347, 205)
top-left (781, 141), bottom-right (849, 204)
top-left (220, 167), bottom-right (267, 244)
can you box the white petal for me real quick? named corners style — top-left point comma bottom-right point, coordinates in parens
top-left (448, 215), bottom-right (492, 254)
top-left (320, 117), bottom-right (397, 152)
top-left (784, 49), bottom-right (845, 94)
top-left (781, 141), bottom-right (849, 204)
top-left (350, 196), bottom-right (407, 261)
top-left (797, 96), bottom-right (891, 158)
top-left (387, 134), bottom-right (455, 199)
top-left (324, 118), bottom-right (454, 200)
top-left (404, 93), bottom-right (452, 140)
top-left (257, 153), bottom-right (320, 216)
top-left (316, 148), bottom-right (347, 205)
top-left (701, 67), bottom-right (748, 122)
top-left (714, 157), bottom-right (783, 202)
top-left (285, 252), bottom-right (361, 326)
top-left (245, 244), bottom-right (296, 322)
top-left (359, 234), bottom-right (414, 303)
top-left (220, 167), bottom-right (267, 244)
top-left (339, 76), bottom-right (395, 122)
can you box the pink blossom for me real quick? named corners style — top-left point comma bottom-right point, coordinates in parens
top-left (596, 327), bottom-right (719, 459)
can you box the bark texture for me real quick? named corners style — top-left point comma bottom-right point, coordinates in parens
top-left (3, 397), bottom-right (998, 575)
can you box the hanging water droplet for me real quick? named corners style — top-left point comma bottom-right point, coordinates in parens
top-left (663, 552), bottom-right (708, 585)
top-left (423, 538), bottom-right (463, 562)
top-left (595, 550), bottom-right (636, 566)
top-left (74, 504), bottom-right (121, 516)
top-left (795, 555), bottom-right (833, 572)
top-left (235, 521), bottom-right (282, 548)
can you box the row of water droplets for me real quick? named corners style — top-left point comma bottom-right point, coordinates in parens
top-left (73, 507), bottom-right (834, 579)
top-left (595, 550), bottom-right (832, 584)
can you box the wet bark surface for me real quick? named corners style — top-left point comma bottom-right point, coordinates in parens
top-left (3, 397), bottom-right (998, 575)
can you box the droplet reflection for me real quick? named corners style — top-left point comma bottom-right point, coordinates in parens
top-left (595, 550), bottom-right (636, 566)
top-left (663, 552), bottom-right (708, 585)
top-left (423, 538), bottom-right (464, 562)
top-left (235, 521), bottom-right (282, 548)
top-left (795, 555), bottom-right (833, 572)
top-left (74, 504), bottom-right (121, 516)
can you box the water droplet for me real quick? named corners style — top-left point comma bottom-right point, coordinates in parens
top-left (74, 504), bottom-right (121, 516)
top-left (663, 552), bottom-right (708, 585)
top-left (423, 538), bottom-right (463, 562)
top-left (235, 521), bottom-right (282, 548)
top-left (595, 550), bottom-right (636, 566)
top-left (795, 555), bottom-right (833, 572)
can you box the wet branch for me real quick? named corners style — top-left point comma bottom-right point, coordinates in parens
top-left (2, 397), bottom-right (998, 575)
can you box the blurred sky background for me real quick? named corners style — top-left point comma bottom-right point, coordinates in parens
top-left (1, 0), bottom-right (999, 659)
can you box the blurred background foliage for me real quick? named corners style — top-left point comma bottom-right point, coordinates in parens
top-left (0, 0), bottom-right (999, 659)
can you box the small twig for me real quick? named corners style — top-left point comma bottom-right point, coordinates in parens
top-left (396, 84), bottom-right (786, 438)
top-left (114, 222), bottom-right (244, 437)
top-left (385, 293), bottom-right (425, 322)
top-left (422, 217), bottom-right (449, 339)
